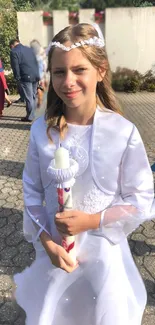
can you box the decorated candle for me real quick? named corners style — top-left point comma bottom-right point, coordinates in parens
top-left (54, 146), bottom-right (76, 265)
top-left (54, 147), bottom-right (70, 169)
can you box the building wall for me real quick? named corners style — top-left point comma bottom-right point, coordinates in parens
top-left (17, 9), bottom-right (103, 49)
top-left (52, 10), bottom-right (68, 35)
top-left (17, 11), bottom-right (53, 48)
top-left (105, 7), bottom-right (155, 73)
top-left (17, 8), bottom-right (155, 73)
top-left (79, 9), bottom-right (95, 24)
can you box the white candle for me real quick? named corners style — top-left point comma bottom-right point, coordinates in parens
top-left (54, 146), bottom-right (76, 265)
top-left (54, 147), bottom-right (70, 169)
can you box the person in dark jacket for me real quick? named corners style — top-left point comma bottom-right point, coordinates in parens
top-left (10, 39), bottom-right (40, 122)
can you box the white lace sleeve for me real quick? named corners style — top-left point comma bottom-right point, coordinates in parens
top-left (23, 129), bottom-right (44, 206)
top-left (22, 128), bottom-right (51, 243)
top-left (91, 126), bottom-right (154, 244)
top-left (23, 206), bottom-right (51, 243)
top-left (98, 203), bottom-right (142, 244)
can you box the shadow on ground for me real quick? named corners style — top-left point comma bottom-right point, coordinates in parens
top-left (0, 160), bottom-right (24, 178)
top-left (0, 207), bottom-right (35, 274)
top-left (129, 239), bottom-right (155, 256)
top-left (0, 122), bottom-right (31, 130)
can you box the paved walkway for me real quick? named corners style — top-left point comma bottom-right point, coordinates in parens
top-left (0, 92), bottom-right (155, 324)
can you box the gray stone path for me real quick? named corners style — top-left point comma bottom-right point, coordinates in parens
top-left (0, 93), bottom-right (155, 324)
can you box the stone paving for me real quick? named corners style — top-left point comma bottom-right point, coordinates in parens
top-left (0, 92), bottom-right (155, 325)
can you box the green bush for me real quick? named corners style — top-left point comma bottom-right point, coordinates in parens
top-left (140, 70), bottom-right (155, 92)
top-left (123, 78), bottom-right (141, 93)
top-left (0, 8), bottom-right (18, 70)
top-left (147, 84), bottom-right (155, 92)
top-left (112, 78), bottom-right (125, 92)
top-left (112, 68), bottom-right (155, 93)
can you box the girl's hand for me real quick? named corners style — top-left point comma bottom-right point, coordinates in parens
top-left (55, 210), bottom-right (100, 236)
top-left (40, 231), bottom-right (78, 273)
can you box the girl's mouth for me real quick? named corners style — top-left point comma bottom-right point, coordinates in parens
top-left (64, 90), bottom-right (81, 98)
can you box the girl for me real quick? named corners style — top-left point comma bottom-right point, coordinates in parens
top-left (14, 24), bottom-right (154, 325)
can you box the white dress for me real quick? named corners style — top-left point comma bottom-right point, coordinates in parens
top-left (14, 113), bottom-right (154, 325)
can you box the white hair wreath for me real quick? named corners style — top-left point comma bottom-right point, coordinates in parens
top-left (46, 36), bottom-right (105, 55)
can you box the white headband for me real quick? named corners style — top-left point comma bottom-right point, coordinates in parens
top-left (46, 36), bottom-right (105, 55)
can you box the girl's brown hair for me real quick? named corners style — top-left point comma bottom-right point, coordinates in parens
top-left (45, 23), bottom-right (121, 140)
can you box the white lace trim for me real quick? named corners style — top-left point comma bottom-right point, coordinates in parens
top-left (73, 183), bottom-right (113, 214)
top-left (46, 36), bottom-right (105, 54)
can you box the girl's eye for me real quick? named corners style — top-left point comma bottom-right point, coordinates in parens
top-left (53, 68), bottom-right (87, 75)
top-left (75, 68), bottom-right (86, 73)
top-left (53, 71), bottom-right (64, 75)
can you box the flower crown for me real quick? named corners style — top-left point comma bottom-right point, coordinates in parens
top-left (46, 36), bottom-right (105, 54)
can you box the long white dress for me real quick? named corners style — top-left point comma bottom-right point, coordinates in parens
top-left (14, 110), bottom-right (154, 325)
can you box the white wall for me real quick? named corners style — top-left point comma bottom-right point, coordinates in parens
top-left (52, 10), bottom-right (69, 36)
top-left (17, 9), bottom-right (97, 48)
top-left (17, 7), bottom-right (155, 73)
top-left (79, 9), bottom-right (95, 24)
top-left (105, 7), bottom-right (155, 73)
top-left (17, 11), bottom-right (53, 48)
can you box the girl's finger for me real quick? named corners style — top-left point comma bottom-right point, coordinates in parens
top-left (61, 248), bottom-right (76, 267)
top-left (55, 218), bottom-right (68, 226)
top-left (60, 258), bottom-right (79, 273)
top-left (56, 222), bottom-right (68, 231)
top-left (65, 263), bottom-right (79, 273)
top-left (57, 227), bottom-right (68, 235)
top-left (56, 211), bottom-right (76, 219)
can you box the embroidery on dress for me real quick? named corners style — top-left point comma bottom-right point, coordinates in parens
top-left (73, 183), bottom-right (113, 214)
top-left (63, 125), bottom-right (92, 176)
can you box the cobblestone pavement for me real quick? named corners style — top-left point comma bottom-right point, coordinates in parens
top-left (0, 93), bottom-right (155, 325)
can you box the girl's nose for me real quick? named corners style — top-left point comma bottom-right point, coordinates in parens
top-left (63, 71), bottom-right (76, 88)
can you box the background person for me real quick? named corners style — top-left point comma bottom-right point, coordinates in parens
top-left (10, 39), bottom-right (40, 122)
top-left (13, 84), bottom-right (25, 104)
top-left (5, 90), bottom-right (12, 107)
top-left (30, 39), bottom-right (48, 108)
top-left (92, 12), bottom-right (104, 40)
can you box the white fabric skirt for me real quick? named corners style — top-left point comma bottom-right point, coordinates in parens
top-left (14, 234), bottom-right (146, 325)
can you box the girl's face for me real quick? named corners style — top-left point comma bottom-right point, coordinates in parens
top-left (51, 45), bottom-right (102, 112)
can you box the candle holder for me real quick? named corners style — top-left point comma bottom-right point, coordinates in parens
top-left (47, 158), bottom-right (78, 188)
top-left (47, 158), bottom-right (79, 264)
